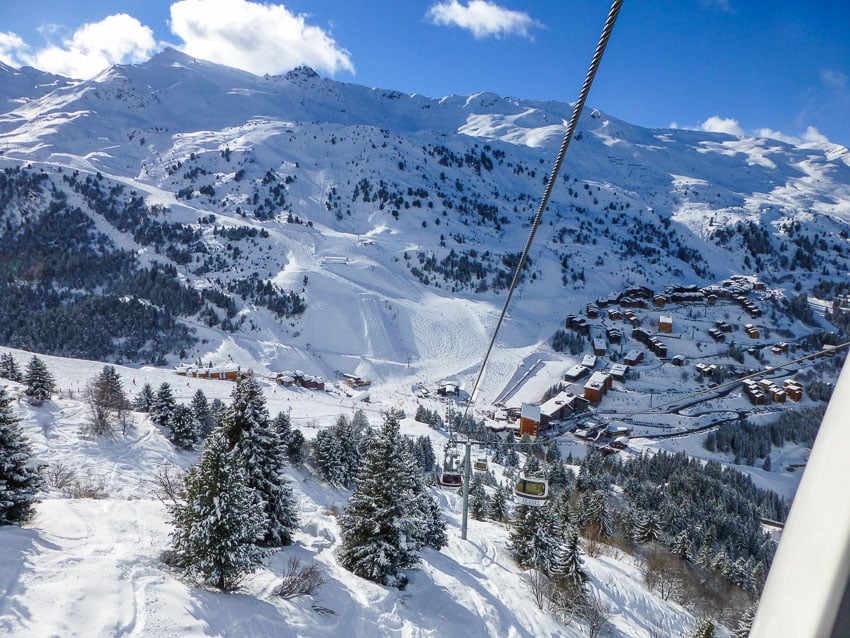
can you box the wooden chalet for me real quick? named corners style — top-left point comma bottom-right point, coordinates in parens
top-left (539, 391), bottom-right (590, 425)
top-left (592, 338), bottom-right (608, 356)
top-left (175, 364), bottom-right (241, 381)
top-left (343, 373), bottom-right (372, 388)
top-left (584, 371), bottom-right (612, 404)
top-left (564, 363), bottom-right (590, 382)
top-left (519, 403), bottom-right (542, 439)
top-left (624, 349), bottom-right (644, 366)
top-left (659, 315), bottom-right (673, 333)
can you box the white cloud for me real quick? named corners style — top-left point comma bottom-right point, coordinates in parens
top-left (698, 116), bottom-right (745, 137)
top-left (0, 31), bottom-right (30, 67)
top-left (169, 0), bottom-right (354, 76)
top-left (5, 14), bottom-right (156, 79)
top-left (426, 0), bottom-right (541, 39)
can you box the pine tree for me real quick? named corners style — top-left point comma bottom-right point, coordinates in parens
top-left (314, 427), bottom-right (346, 486)
top-left (224, 373), bottom-right (298, 546)
top-left (692, 617), bottom-right (717, 638)
top-left (489, 485), bottom-right (510, 522)
top-left (632, 508), bottom-right (663, 545)
top-left (734, 603), bottom-right (756, 637)
top-left (132, 383), bottom-right (155, 412)
top-left (23, 355), bottom-right (56, 402)
top-left (469, 473), bottom-right (490, 520)
top-left (337, 414), bottom-right (443, 585)
top-left (168, 404), bottom-right (200, 450)
top-left (168, 431), bottom-right (267, 590)
top-left (190, 389), bottom-right (214, 439)
top-left (509, 505), bottom-right (559, 573)
top-left (0, 353), bottom-right (23, 382)
top-left (150, 382), bottom-right (176, 426)
top-left (85, 365), bottom-right (130, 436)
top-left (551, 526), bottom-right (585, 585)
top-left (0, 386), bottom-right (41, 524)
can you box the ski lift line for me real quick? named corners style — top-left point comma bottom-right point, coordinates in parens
top-left (460, 0), bottom-right (624, 426)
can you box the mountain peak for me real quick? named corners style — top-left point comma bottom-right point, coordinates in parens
top-left (283, 65), bottom-right (319, 81)
top-left (143, 47), bottom-right (198, 68)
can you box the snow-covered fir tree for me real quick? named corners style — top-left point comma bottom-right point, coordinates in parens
top-left (150, 382), bottom-right (176, 426)
top-left (132, 383), bottom-right (155, 412)
top-left (734, 603), bottom-right (756, 637)
top-left (224, 372), bottom-right (298, 547)
top-left (168, 404), bottom-right (200, 450)
top-left (84, 365), bottom-right (130, 436)
top-left (509, 504), bottom-right (560, 574)
top-left (0, 353), bottom-right (23, 382)
top-left (168, 430), bottom-right (267, 590)
top-left (313, 415), bottom-right (361, 488)
top-left (23, 355), bottom-right (56, 402)
top-left (691, 617), bottom-right (717, 638)
top-left (489, 485), bottom-right (510, 522)
top-left (189, 389), bottom-right (214, 439)
top-left (550, 527), bottom-right (585, 586)
top-left (337, 413), bottom-right (444, 586)
top-left (469, 473), bottom-right (490, 520)
top-left (0, 386), bottom-right (41, 524)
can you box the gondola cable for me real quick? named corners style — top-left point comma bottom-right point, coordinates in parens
top-left (457, 0), bottom-right (624, 537)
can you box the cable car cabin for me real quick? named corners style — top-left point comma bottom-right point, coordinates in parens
top-left (439, 450), bottom-right (463, 487)
top-left (473, 457), bottom-right (488, 472)
top-left (514, 475), bottom-right (549, 506)
top-left (439, 466), bottom-right (463, 487)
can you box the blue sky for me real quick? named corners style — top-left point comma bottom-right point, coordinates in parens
top-left (0, 0), bottom-right (848, 146)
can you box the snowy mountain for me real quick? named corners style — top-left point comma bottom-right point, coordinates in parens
top-left (1, 50), bottom-right (847, 637)
top-left (1, 48), bottom-right (849, 398)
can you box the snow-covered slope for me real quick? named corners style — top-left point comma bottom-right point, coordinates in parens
top-left (0, 49), bottom-right (848, 400)
top-left (0, 349), bottom-right (706, 638)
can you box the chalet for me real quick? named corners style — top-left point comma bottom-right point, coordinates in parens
top-left (276, 373), bottom-right (296, 387)
top-left (624, 311), bottom-right (641, 326)
top-left (659, 315), bottom-right (673, 333)
top-left (344, 373), bottom-right (372, 388)
top-left (632, 327), bottom-right (651, 345)
top-left (709, 328), bottom-right (726, 342)
top-left (610, 436), bottom-right (630, 450)
top-left (584, 371), bottom-right (612, 404)
top-left (622, 286), bottom-right (654, 300)
top-left (301, 374), bottom-right (325, 390)
top-left (592, 338), bottom-right (608, 356)
top-left (564, 364), bottom-right (590, 382)
top-left (519, 403), bottom-right (542, 439)
top-left (653, 294), bottom-right (668, 308)
top-left (753, 281), bottom-right (766, 291)
top-left (586, 303), bottom-right (599, 318)
top-left (671, 354), bottom-right (686, 366)
top-left (609, 363), bottom-right (629, 380)
top-left (581, 355), bottom-right (598, 369)
top-left (606, 327), bottom-right (623, 343)
top-left (607, 308), bottom-right (623, 321)
top-left (176, 364), bottom-right (241, 381)
top-left (706, 294), bottom-right (718, 305)
top-left (715, 320), bottom-right (733, 333)
top-left (649, 337), bottom-right (667, 358)
top-left (783, 379), bottom-right (803, 402)
top-left (539, 391), bottom-right (590, 425)
top-left (437, 377), bottom-right (460, 396)
top-left (565, 314), bottom-right (578, 330)
top-left (606, 423), bottom-right (631, 437)
top-left (744, 324), bottom-right (760, 339)
top-left (624, 349), bottom-right (644, 366)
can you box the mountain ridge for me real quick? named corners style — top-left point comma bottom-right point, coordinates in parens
top-left (0, 51), bottom-right (848, 398)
